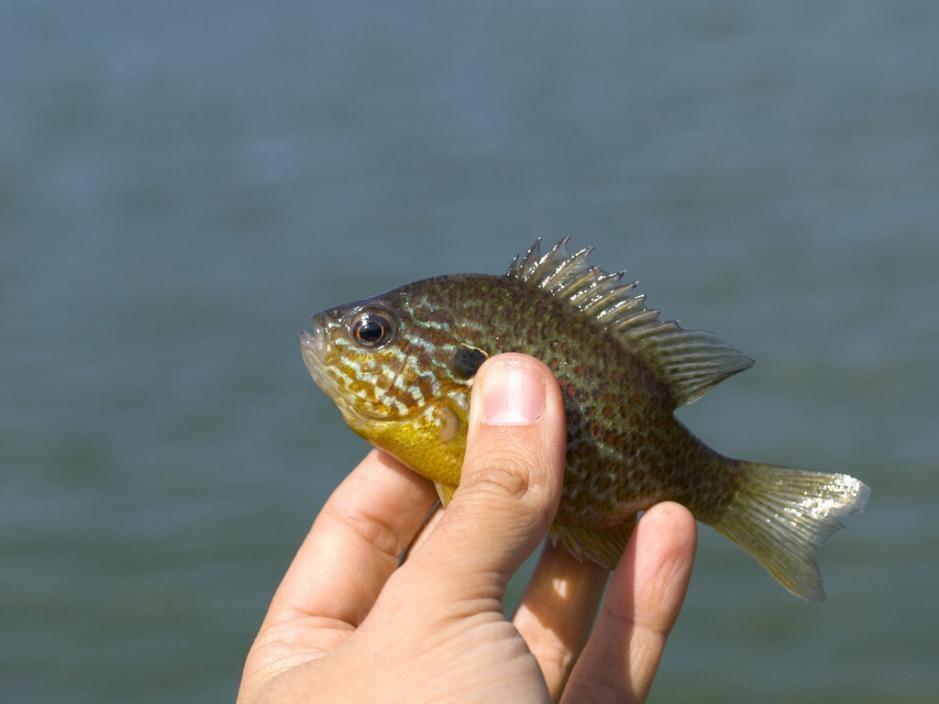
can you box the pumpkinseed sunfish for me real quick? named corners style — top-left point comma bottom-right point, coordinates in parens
top-left (300, 238), bottom-right (869, 600)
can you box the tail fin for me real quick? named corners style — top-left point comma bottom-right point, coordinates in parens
top-left (712, 462), bottom-right (870, 601)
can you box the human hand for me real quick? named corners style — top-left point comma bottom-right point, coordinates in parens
top-left (238, 353), bottom-right (696, 703)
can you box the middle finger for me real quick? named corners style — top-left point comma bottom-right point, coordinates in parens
top-left (513, 540), bottom-right (609, 701)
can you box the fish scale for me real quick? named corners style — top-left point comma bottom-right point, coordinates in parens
top-left (300, 238), bottom-right (869, 600)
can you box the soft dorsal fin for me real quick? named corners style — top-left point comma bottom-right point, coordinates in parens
top-left (507, 237), bottom-right (754, 407)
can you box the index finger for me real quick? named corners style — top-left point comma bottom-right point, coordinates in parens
top-left (261, 449), bottom-right (437, 631)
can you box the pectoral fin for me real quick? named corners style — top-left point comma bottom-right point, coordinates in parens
top-left (434, 482), bottom-right (457, 507)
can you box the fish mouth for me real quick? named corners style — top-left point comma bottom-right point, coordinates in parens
top-left (298, 319), bottom-right (380, 424)
top-left (299, 322), bottom-right (339, 398)
top-left (298, 327), bottom-right (324, 357)
top-left (299, 312), bottom-right (418, 424)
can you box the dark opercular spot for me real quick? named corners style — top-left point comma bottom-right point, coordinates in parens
top-left (451, 345), bottom-right (488, 379)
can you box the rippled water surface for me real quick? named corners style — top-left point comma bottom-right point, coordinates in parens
top-left (2, 2), bottom-right (938, 702)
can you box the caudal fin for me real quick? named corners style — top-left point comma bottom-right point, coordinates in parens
top-left (712, 462), bottom-right (870, 601)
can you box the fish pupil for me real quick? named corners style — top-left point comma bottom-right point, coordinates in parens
top-left (359, 321), bottom-right (382, 341)
top-left (351, 310), bottom-right (395, 348)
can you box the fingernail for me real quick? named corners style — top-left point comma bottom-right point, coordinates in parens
top-left (481, 360), bottom-right (546, 425)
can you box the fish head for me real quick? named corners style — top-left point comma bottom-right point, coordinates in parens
top-left (300, 281), bottom-right (480, 440)
top-left (300, 296), bottom-right (413, 426)
top-left (302, 277), bottom-right (494, 486)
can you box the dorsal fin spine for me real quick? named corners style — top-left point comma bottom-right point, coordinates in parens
top-left (507, 238), bottom-right (754, 407)
top-left (616, 309), bottom-right (661, 331)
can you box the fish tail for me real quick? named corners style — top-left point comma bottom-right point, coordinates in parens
top-left (711, 461), bottom-right (870, 601)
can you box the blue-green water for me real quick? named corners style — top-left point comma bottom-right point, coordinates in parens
top-left (2, 2), bottom-right (938, 702)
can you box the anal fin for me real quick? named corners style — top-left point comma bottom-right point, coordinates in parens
top-left (550, 518), bottom-right (636, 570)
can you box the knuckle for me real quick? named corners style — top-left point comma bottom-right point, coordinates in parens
top-left (466, 440), bottom-right (538, 500)
top-left (526, 630), bottom-right (575, 675)
top-left (473, 464), bottom-right (530, 500)
top-left (323, 499), bottom-right (406, 561)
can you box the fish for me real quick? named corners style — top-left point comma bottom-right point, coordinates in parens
top-left (299, 238), bottom-right (869, 600)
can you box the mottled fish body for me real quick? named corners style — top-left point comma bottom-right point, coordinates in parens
top-left (301, 239), bottom-right (869, 600)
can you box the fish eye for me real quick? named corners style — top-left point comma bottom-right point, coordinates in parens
top-left (351, 310), bottom-right (396, 348)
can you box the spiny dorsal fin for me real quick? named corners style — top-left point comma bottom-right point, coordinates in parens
top-left (507, 237), bottom-right (754, 406)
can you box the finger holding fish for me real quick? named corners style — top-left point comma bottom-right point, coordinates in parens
top-left (260, 449), bottom-right (436, 632)
top-left (512, 541), bottom-right (609, 701)
top-left (561, 502), bottom-right (697, 704)
top-left (399, 353), bottom-right (567, 598)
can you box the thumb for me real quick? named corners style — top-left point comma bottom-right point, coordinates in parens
top-left (410, 353), bottom-right (567, 591)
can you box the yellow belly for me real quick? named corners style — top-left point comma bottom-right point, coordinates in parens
top-left (351, 402), bottom-right (467, 489)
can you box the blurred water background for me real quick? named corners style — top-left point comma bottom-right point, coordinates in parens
top-left (2, 1), bottom-right (938, 702)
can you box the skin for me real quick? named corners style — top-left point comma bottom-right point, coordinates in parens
top-left (239, 354), bottom-right (696, 703)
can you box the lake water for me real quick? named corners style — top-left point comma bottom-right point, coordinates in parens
top-left (2, 1), bottom-right (937, 701)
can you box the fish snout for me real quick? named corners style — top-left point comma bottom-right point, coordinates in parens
top-left (299, 312), bottom-right (331, 365)
top-left (299, 329), bottom-right (323, 354)
top-left (299, 316), bottom-right (341, 397)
